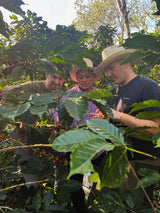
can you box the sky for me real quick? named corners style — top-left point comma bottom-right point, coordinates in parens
top-left (2, 0), bottom-right (77, 30)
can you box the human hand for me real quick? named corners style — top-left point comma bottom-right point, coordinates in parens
top-left (90, 109), bottom-right (105, 119)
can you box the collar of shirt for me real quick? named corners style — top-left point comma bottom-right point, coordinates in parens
top-left (67, 85), bottom-right (97, 93)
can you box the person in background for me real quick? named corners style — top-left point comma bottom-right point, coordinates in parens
top-left (91, 45), bottom-right (160, 203)
top-left (2, 71), bottom-right (65, 94)
top-left (1, 62), bottom-right (66, 189)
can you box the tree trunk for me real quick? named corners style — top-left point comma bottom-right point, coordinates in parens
top-left (116, 0), bottom-right (130, 39)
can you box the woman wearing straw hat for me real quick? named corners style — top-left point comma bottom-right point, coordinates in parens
top-left (92, 45), bottom-right (160, 202)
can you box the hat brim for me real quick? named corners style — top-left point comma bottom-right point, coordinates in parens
top-left (95, 49), bottom-right (140, 73)
top-left (70, 65), bottom-right (101, 82)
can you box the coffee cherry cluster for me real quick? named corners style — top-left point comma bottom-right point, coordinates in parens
top-left (0, 133), bottom-right (10, 140)
top-left (26, 146), bottom-right (68, 165)
top-left (53, 123), bottom-right (66, 131)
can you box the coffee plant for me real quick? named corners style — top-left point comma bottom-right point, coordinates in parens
top-left (0, 0), bottom-right (160, 212)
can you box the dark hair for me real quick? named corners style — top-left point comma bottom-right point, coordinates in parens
top-left (76, 69), bottom-right (94, 77)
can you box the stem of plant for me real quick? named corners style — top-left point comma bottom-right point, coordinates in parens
top-left (0, 144), bottom-right (52, 152)
top-left (122, 152), bottom-right (157, 213)
top-left (0, 178), bottom-right (55, 192)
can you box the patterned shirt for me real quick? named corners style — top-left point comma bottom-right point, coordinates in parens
top-left (68, 85), bottom-right (98, 127)
top-left (54, 85), bottom-right (106, 159)
top-left (53, 85), bottom-right (98, 128)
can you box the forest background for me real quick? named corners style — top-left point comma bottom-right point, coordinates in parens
top-left (0, 0), bottom-right (160, 212)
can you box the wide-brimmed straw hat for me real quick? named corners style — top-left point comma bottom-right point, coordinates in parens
top-left (70, 58), bottom-right (102, 82)
top-left (95, 45), bottom-right (141, 73)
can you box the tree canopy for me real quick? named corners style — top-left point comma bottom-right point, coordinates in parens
top-left (73, 0), bottom-right (159, 41)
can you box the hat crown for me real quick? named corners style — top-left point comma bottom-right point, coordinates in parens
top-left (83, 58), bottom-right (93, 68)
top-left (102, 45), bottom-right (126, 61)
top-left (70, 57), bottom-right (103, 82)
top-left (95, 45), bottom-right (141, 73)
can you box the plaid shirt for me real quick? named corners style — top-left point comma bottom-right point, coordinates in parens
top-left (53, 85), bottom-right (98, 128)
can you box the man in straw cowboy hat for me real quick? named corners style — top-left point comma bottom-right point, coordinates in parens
top-left (91, 45), bottom-right (160, 203)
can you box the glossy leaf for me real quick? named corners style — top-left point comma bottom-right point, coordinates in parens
top-left (29, 104), bottom-right (48, 120)
top-left (52, 129), bottom-right (104, 152)
top-left (43, 189), bottom-right (54, 208)
top-left (38, 58), bottom-right (58, 76)
top-left (96, 191), bottom-right (126, 213)
top-left (90, 99), bottom-right (113, 119)
top-left (88, 172), bottom-right (101, 190)
top-left (69, 138), bottom-right (115, 177)
top-left (123, 190), bottom-right (135, 209)
top-left (30, 93), bottom-right (55, 106)
top-left (137, 168), bottom-right (160, 188)
top-left (130, 99), bottom-right (160, 114)
top-left (126, 132), bottom-right (152, 142)
top-left (120, 51), bottom-right (145, 65)
top-left (15, 92), bottom-right (33, 101)
top-left (63, 97), bottom-right (88, 120)
top-left (143, 52), bottom-right (160, 70)
top-left (136, 111), bottom-right (160, 119)
top-left (1, 102), bottom-right (31, 120)
top-left (87, 118), bottom-right (126, 146)
top-left (125, 125), bottom-right (153, 134)
top-left (6, 40), bottom-right (36, 58)
top-left (123, 35), bottom-right (160, 51)
top-left (50, 90), bottom-right (67, 99)
top-left (101, 148), bottom-right (128, 188)
top-left (86, 89), bottom-right (113, 100)
top-left (0, 10), bottom-right (10, 38)
top-left (152, 132), bottom-right (160, 147)
top-left (58, 101), bottom-right (73, 129)
top-left (73, 56), bottom-right (88, 72)
top-left (0, 0), bottom-right (24, 38)
top-left (0, 0), bottom-right (25, 15)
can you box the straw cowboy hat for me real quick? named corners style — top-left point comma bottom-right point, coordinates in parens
top-left (70, 58), bottom-right (102, 82)
top-left (95, 45), bottom-right (141, 73)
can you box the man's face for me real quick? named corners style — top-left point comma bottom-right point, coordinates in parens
top-left (45, 73), bottom-right (65, 92)
top-left (76, 70), bottom-right (95, 92)
top-left (104, 61), bottom-right (128, 87)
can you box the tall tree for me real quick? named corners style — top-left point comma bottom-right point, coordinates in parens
top-left (116, 0), bottom-right (130, 38)
top-left (73, 0), bottom-right (158, 41)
